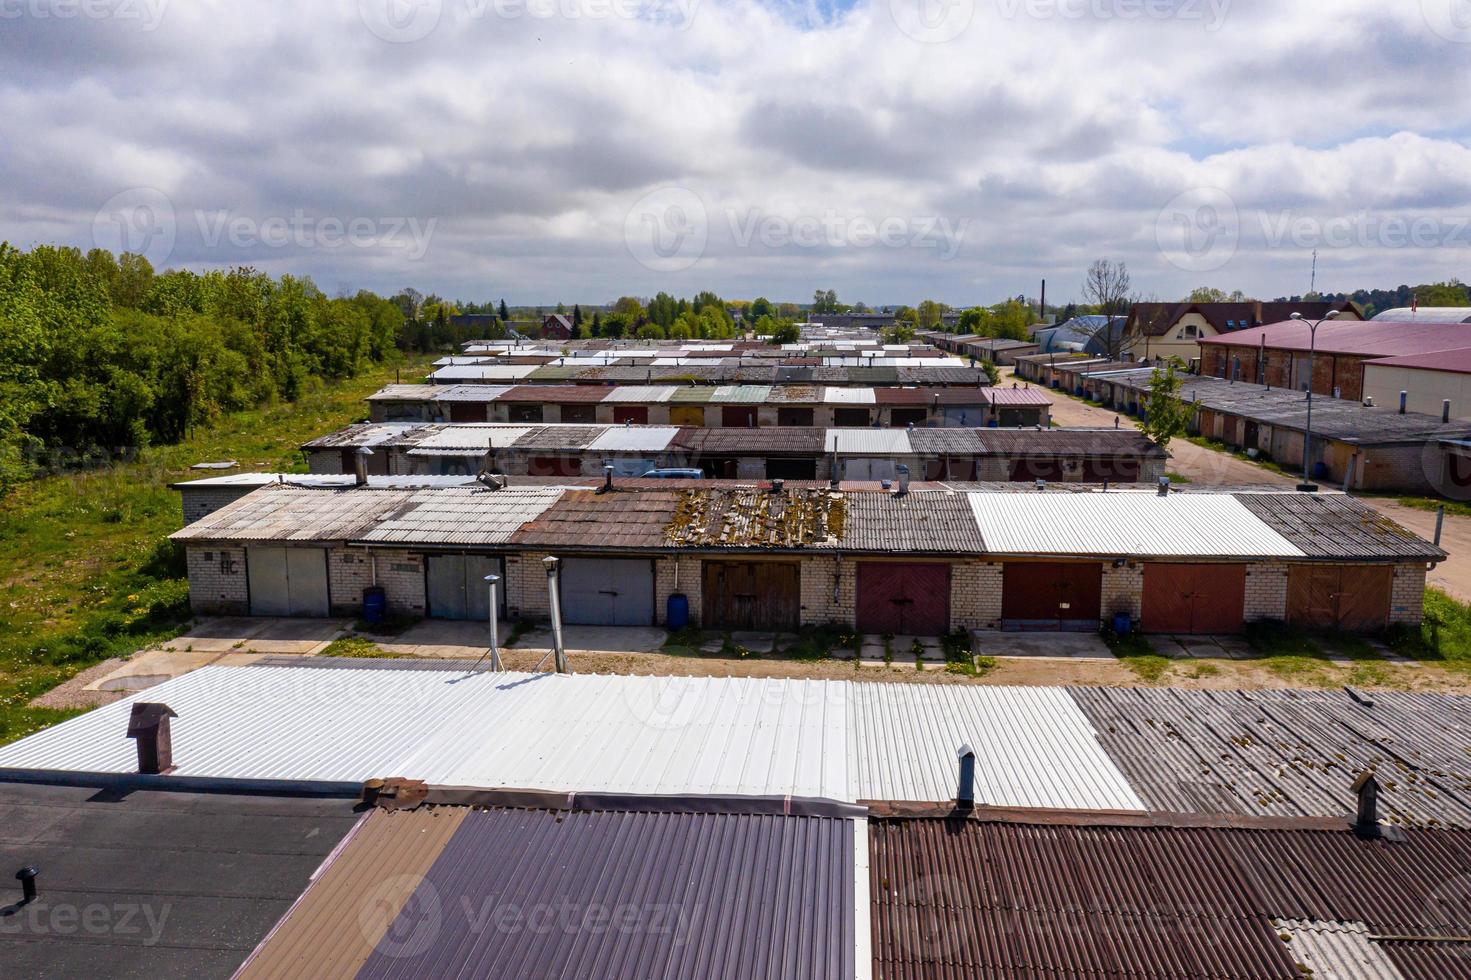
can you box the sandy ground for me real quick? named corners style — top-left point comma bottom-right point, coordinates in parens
top-left (1025, 371), bottom-right (1471, 601)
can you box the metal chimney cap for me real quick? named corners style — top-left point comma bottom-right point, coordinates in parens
top-left (16, 866), bottom-right (38, 881)
top-left (957, 743), bottom-right (975, 760)
top-left (483, 574), bottom-right (501, 584)
top-left (542, 556), bottom-right (560, 570)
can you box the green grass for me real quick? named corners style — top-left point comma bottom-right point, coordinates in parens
top-left (1370, 495), bottom-right (1471, 520)
top-left (1385, 588), bottom-right (1471, 670)
top-left (0, 354), bottom-right (435, 745)
top-left (1183, 434), bottom-right (1295, 478)
top-left (1101, 630), bottom-right (1173, 682)
top-left (320, 636), bottom-right (398, 659)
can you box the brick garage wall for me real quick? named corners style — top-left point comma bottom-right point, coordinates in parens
top-left (800, 555), bottom-right (849, 626)
top-left (1358, 444), bottom-right (1436, 494)
top-left (186, 545), bottom-right (248, 615)
top-left (504, 552), bottom-right (551, 620)
top-left (1245, 561), bottom-right (1288, 621)
top-left (1102, 564), bottom-right (1142, 622)
top-left (1391, 563), bottom-right (1428, 626)
top-left (307, 451), bottom-right (342, 474)
top-left (180, 487), bottom-right (256, 526)
top-left (327, 548), bottom-right (425, 618)
top-left (951, 561), bottom-right (1002, 631)
top-left (655, 556), bottom-right (702, 627)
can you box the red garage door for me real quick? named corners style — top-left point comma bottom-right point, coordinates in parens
top-left (1142, 563), bottom-right (1246, 634)
top-left (1287, 565), bottom-right (1393, 631)
top-left (857, 563), bottom-right (951, 636)
top-left (1002, 562), bottom-right (1102, 630)
top-left (721, 406), bottom-right (758, 428)
top-left (613, 406), bottom-right (649, 425)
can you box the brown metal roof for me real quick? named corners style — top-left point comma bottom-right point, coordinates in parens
top-left (237, 807), bottom-right (467, 980)
top-left (839, 492), bottom-right (987, 552)
top-left (508, 424), bottom-right (610, 451)
top-left (511, 489), bottom-right (684, 549)
top-left (497, 384), bottom-right (610, 403)
top-left (873, 387), bottom-right (935, 406)
top-left (905, 430), bottom-right (988, 455)
top-left (670, 427), bottom-right (827, 455)
top-left (869, 816), bottom-right (1471, 980)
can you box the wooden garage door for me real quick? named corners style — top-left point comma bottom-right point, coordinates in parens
top-left (427, 555), bottom-right (505, 620)
top-left (1142, 563), bottom-right (1245, 634)
top-left (1002, 562), bottom-right (1102, 630)
top-left (559, 558), bottom-right (655, 626)
top-left (669, 405), bottom-right (706, 427)
top-left (247, 546), bottom-right (330, 617)
top-left (702, 562), bottom-right (800, 631)
top-left (856, 563), bottom-right (951, 636)
top-left (1287, 565), bottom-right (1393, 631)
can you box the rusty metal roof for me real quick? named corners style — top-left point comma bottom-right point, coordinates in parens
top-left (670, 427), bottom-right (827, 455)
top-left (512, 490), bottom-right (684, 549)
top-left (868, 817), bottom-right (1471, 980)
top-left (666, 488), bottom-right (844, 549)
top-left (840, 492), bottom-right (986, 552)
top-left (975, 428), bottom-right (1167, 458)
top-left (508, 424), bottom-right (610, 451)
top-left (906, 430), bottom-right (988, 455)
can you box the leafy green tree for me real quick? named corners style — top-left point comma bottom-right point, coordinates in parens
top-left (1141, 363), bottom-right (1190, 451)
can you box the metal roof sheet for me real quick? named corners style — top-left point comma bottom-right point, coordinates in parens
top-left (405, 424), bottom-right (537, 455)
top-left (362, 487), bottom-right (565, 545)
top-left (838, 492), bottom-right (987, 553)
top-left (670, 427), bottom-right (827, 455)
top-left (586, 426), bottom-right (680, 452)
top-left (171, 486), bottom-right (414, 542)
top-left (825, 430), bottom-right (914, 455)
top-left (512, 490), bottom-right (683, 549)
top-left (303, 422), bottom-right (424, 450)
top-left (427, 364), bottom-right (538, 382)
top-left (968, 491), bottom-right (1304, 557)
top-left (1237, 492), bottom-right (1447, 561)
top-left (508, 424), bottom-right (610, 451)
top-left (825, 387), bottom-right (878, 404)
top-left (974, 428), bottom-right (1167, 458)
top-left (497, 384), bottom-right (610, 403)
top-left (982, 387), bottom-right (1052, 406)
top-left (667, 387), bottom-right (716, 403)
top-left (1274, 920), bottom-right (1409, 980)
top-left (602, 385), bottom-right (675, 402)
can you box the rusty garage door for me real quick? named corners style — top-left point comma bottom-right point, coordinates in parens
top-left (1287, 565), bottom-right (1393, 631)
top-left (1142, 563), bottom-right (1245, 634)
top-left (1002, 562), bottom-right (1102, 631)
top-left (702, 561), bottom-right (800, 631)
top-left (856, 563), bottom-right (951, 636)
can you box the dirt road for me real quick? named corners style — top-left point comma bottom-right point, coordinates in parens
top-left (1016, 372), bottom-right (1470, 601)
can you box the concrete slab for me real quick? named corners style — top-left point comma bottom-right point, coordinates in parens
top-left (1144, 635), bottom-right (1185, 657)
top-left (699, 637), bottom-right (727, 655)
top-left (973, 631), bottom-right (1115, 661)
top-left (514, 625), bottom-right (668, 655)
top-left (730, 632), bottom-right (778, 654)
top-left (85, 649), bottom-right (224, 693)
top-left (858, 638), bottom-right (889, 665)
top-left (1174, 638), bottom-right (1224, 660)
top-left (1210, 636), bottom-right (1255, 660)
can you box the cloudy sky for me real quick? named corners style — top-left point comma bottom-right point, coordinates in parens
top-left (3, 0), bottom-right (1470, 306)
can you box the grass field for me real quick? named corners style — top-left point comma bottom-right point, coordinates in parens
top-left (0, 355), bottom-right (433, 744)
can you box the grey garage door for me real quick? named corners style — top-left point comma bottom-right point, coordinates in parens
top-left (247, 546), bottom-right (330, 617)
top-left (558, 558), bottom-right (656, 626)
top-left (427, 555), bottom-right (506, 620)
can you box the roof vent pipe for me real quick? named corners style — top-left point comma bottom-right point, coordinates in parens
top-left (1445, 400), bottom-right (1453, 423)
top-left (771, 479), bottom-right (784, 494)
top-left (15, 867), bottom-right (37, 905)
top-left (1364, 396), bottom-right (1374, 407)
top-left (1352, 771), bottom-right (1380, 836)
top-left (1400, 391), bottom-right (1408, 415)
top-left (1035, 479), bottom-right (1046, 492)
top-left (956, 744), bottom-right (976, 811)
top-left (354, 448), bottom-right (371, 486)
top-left (1158, 477), bottom-right (1170, 496)
top-left (127, 702), bottom-right (178, 775)
top-left (601, 464), bottom-right (614, 494)
top-left (896, 464), bottom-right (910, 497)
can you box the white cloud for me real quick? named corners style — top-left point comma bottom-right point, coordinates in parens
top-left (0, 0), bottom-right (1468, 304)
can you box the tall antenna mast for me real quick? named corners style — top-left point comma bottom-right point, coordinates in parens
top-left (1309, 250), bottom-right (1318, 296)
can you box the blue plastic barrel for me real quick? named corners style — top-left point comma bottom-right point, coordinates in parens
top-left (1113, 612), bottom-right (1132, 636)
top-left (362, 586), bottom-right (387, 624)
top-left (666, 593), bottom-right (690, 630)
top-left (987, 420), bottom-right (999, 428)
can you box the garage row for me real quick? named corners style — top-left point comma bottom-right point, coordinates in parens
top-left (220, 547), bottom-right (1418, 635)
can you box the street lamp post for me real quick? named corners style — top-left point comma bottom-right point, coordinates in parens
top-left (1290, 310), bottom-right (1341, 492)
top-left (484, 574), bottom-right (501, 671)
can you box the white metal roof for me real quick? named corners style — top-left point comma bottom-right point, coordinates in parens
top-left (586, 426), bottom-right (680, 452)
top-left (967, 491), bottom-right (1305, 558)
top-left (0, 666), bottom-right (1144, 810)
top-left (361, 487), bottom-right (565, 544)
top-left (824, 388), bottom-right (878, 404)
top-left (428, 365), bottom-right (538, 382)
top-left (602, 386), bottom-right (675, 403)
top-left (406, 425), bottom-right (536, 455)
top-left (824, 430), bottom-right (914, 455)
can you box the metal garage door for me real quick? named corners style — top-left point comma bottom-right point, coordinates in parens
top-left (247, 546), bottom-right (330, 617)
top-left (558, 557), bottom-right (656, 626)
top-left (1002, 562), bottom-right (1102, 631)
top-left (427, 555), bottom-right (505, 620)
top-left (612, 406), bottom-right (649, 425)
top-left (857, 563), bottom-right (951, 636)
top-left (670, 405), bottom-right (706, 427)
top-left (702, 561), bottom-right (801, 630)
top-left (721, 406), bottom-right (758, 428)
top-left (842, 458), bottom-right (897, 481)
top-left (1142, 563), bottom-right (1245, 634)
top-left (1287, 565), bottom-right (1393, 631)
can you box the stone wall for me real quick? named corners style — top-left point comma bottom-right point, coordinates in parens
top-left (186, 545), bottom-right (249, 615)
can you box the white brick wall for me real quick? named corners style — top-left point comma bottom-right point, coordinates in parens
top-left (1101, 564), bottom-right (1142, 621)
top-left (952, 561), bottom-right (1002, 631)
top-left (800, 555), bottom-right (847, 626)
top-left (1244, 561), bottom-right (1289, 622)
top-left (1391, 563), bottom-right (1429, 626)
top-left (186, 545), bottom-right (248, 614)
top-left (655, 556), bottom-right (703, 626)
top-left (328, 548), bottom-right (426, 618)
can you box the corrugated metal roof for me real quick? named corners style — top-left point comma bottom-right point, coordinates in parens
top-left (362, 487), bottom-right (565, 545)
top-left (905, 430), bottom-right (987, 455)
top-left (670, 427), bottom-right (827, 455)
top-left (602, 385), bottom-right (675, 402)
top-left (982, 387), bottom-right (1053, 406)
top-left (826, 430), bottom-right (914, 455)
top-left (1274, 920), bottom-right (1408, 980)
top-left (512, 490), bottom-right (682, 549)
top-left (497, 384), bottom-right (609, 403)
top-left (586, 426), bottom-right (680, 452)
top-left (405, 424), bottom-right (537, 455)
top-left (352, 808), bottom-right (854, 980)
top-left (508, 424), bottom-right (609, 451)
top-left (427, 364), bottom-right (538, 382)
top-left (1237, 493), bottom-right (1447, 561)
top-left (303, 422), bottom-right (424, 450)
top-left (825, 388), bottom-right (878, 404)
top-left (667, 387), bottom-right (716, 403)
top-left (839, 493), bottom-right (987, 553)
top-left (975, 428), bottom-right (1167, 458)
top-left (967, 491), bottom-right (1304, 558)
top-left (171, 486), bottom-right (414, 542)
